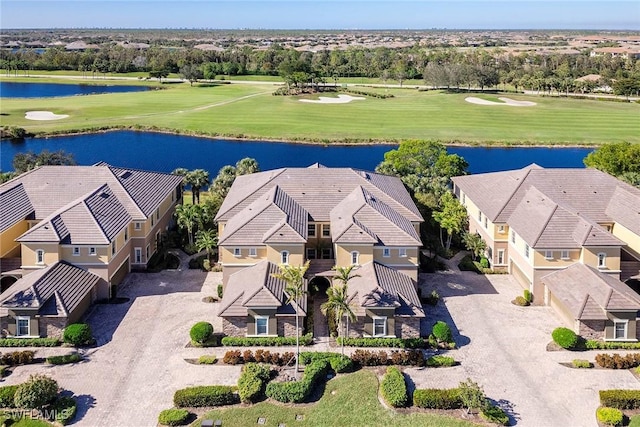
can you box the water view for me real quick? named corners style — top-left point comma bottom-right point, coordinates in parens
top-left (0, 81), bottom-right (152, 98)
top-left (0, 131), bottom-right (593, 174)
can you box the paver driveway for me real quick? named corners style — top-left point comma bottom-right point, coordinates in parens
top-left (411, 268), bottom-right (640, 427)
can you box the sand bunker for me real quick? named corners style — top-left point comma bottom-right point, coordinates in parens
top-left (300, 94), bottom-right (365, 104)
top-left (25, 111), bottom-right (69, 120)
top-left (465, 97), bottom-right (537, 107)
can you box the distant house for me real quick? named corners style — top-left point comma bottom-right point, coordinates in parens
top-left (215, 165), bottom-right (424, 339)
top-left (590, 47), bottom-right (640, 59)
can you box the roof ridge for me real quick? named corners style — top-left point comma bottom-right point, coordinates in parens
top-left (493, 166), bottom-right (538, 221)
top-left (104, 166), bottom-right (146, 218)
top-left (577, 293), bottom-right (590, 319)
top-left (532, 203), bottom-right (558, 247)
top-left (53, 290), bottom-right (69, 317)
top-left (216, 169), bottom-right (287, 220)
top-left (218, 188), bottom-right (279, 244)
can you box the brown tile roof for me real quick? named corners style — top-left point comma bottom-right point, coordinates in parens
top-left (218, 261), bottom-right (307, 317)
top-left (543, 263), bottom-right (640, 320)
top-left (606, 187), bottom-right (640, 236)
top-left (346, 262), bottom-right (424, 317)
top-left (0, 261), bottom-right (101, 316)
top-left (0, 183), bottom-right (34, 232)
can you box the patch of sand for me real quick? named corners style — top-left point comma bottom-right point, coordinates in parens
top-left (299, 94), bottom-right (366, 104)
top-left (25, 111), bottom-right (69, 120)
top-left (465, 97), bottom-right (537, 107)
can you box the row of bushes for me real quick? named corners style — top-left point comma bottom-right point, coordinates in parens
top-left (173, 385), bottom-right (238, 408)
top-left (352, 349), bottom-right (425, 367)
top-left (265, 360), bottom-right (329, 403)
top-left (238, 363), bottom-right (272, 403)
top-left (340, 88), bottom-right (395, 99)
top-left (220, 333), bottom-right (313, 347)
top-left (0, 338), bottom-right (60, 347)
top-left (380, 366), bottom-right (408, 407)
top-left (0, 350), bottom-right (34, 366)
top-left (600, 390), bottom-right (640, 409)
top-left (299, 352), bottom-right (354, 373)
top-left (552, 327), bottom-right (640, 351)
top-left (413, 386), bottom-right (508, 425)
top-left (596, 353), bottom-right (640, 369)
top-left (586, 340), bottom-right (640, 350)
top-left (222, 349), bottom-right (295, 366)
top-left (335, 337), bottom-right (426, 348)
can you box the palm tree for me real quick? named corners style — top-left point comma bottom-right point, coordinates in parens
top-left (195, 229), bottom-right (218, 263)
top-left (175, 204), bottom-right (203, 246)
top-left (271, 261), bottom-right (310, 379)
top-left (185, 169), bottom-right (210, 205)
top-left (211, 165), bottom-right (237, 199)
top-left (171, 168), bottom-right (188, 193)
top-left (235, 157), bottom-right (260, 175)
top-left (321, 283), bottom-right (356, 355)
top-left (332, 265), bottom-right (360, 341)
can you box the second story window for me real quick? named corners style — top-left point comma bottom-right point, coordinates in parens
top-left (322, 224), bottom-right (331, 237)
top-left (306, 248), bottom-right (316, 259)
top-left (561, 250), bottom-right (570, 260)
top-left (281, 251), bottom-right (289, 265)
top-left (399, 248), bottom-right (407, 257)
top-left (478, 211), bottom-right (482, 222)
top-left (89, 247), bottom-right (96, 256)
top-left (498, 225), bottom-right (505, 233)
top-left (308, 224), bottom-right (316, 237)
top-left (134, 222), bottom-right (142, 230)
top-left (111, 241), bottom-right (116, 255)
top-left (233, 248), bottom-right (241, 257)
top-left (124, 228), bottom-right (128, 241)
top-left (351, 251), bottom-right (359, 265)
top-left (249, 248), bottom-right (257, 257)
top-left (484, 217), bottom-right (488, 228)
top-left (598, 252), bottom-right (607, 268)
top-left (36, 249), bottom-right (44, 264)
top-left (383, 248), bottom-right (390, 257)
top-left (545, 250), bottom-right (553, 260)
top-left (524, 244), bottom-right (530, 258)
top-left (511, 230), bottom-right (516, 244)
top-left (73, 247), bottom-right (80, 256)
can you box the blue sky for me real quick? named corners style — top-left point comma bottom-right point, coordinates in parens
top-left (1, 1), bottom-right (638, 30)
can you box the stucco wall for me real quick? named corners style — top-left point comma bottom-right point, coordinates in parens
top-left (0, 220), bottom-right (28, 258)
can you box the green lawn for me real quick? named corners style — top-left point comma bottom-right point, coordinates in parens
top-left (195, 370), bottom-right (477, 427)
top-left (1, 76), bottom-right (638, 145)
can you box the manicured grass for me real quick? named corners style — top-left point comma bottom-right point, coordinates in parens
top-left (198, 370), bottom-right (477, 427)
top-left (1, 77), bottom-right (638, 145)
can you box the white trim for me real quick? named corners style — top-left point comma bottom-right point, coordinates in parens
top-left (544, 250), bottom-right (553, 260)
top-left (255, 316), bottom-right (269, 336)
top-left (233, 248), bottom-right (241, 257)
top-left (89, 247), bottom-right (97, 256)
top-left (281, 250), bottom-right (290, 265)
top-left (382, 248), bottom-right (390, 258)
top-left (398, 248), bottom-right (407, 257)
top-left (379, 263), bottom-right (419, 267)
top-left (612, 320), bottom-right (629, 340)
top-left (351, 251), bottom-right (359, 265)
top-left (16, 316), bottom-right (30, 337)
top-left (72, 247), bottom-right (80, 256)
top-left (35, 249), bottom-right (45, 265)
top-left (322, 224), bottom-right (331, 237)
top-left (60, 262), bottom-right (107, 267)
top-left (249, 247), bottom-right (257, 257)
top-left (134, 221), bottom-right (142, 230)
top-left (220, 263), bottom-right (259, 267)
top-left (561, 250), bottom-right (570, 260)
top-left (372, 316), bottom-right (387, 337)
top-left (597, 252), bottom-right (607, 268)
top-left (307, 223), bottom-right (316, 237)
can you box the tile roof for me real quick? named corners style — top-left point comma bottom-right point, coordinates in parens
top-left (218, 260), bottom-right (307, 317)
top-left (543, 263), bottom-right (640, 320)
top-left (0, 183), bottom-right (34, 232)
top-left (346, 262), bottom-right (424, 317)
top-left (0, 261), bottom-right (101, 316)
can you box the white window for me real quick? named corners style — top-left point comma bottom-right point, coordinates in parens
top-left (72, 247), bottom-right (80, 256)
top-left (598, 252), bottom-right (607, 268)
top-left (256, 316), bottom-right (268, 335)
top-left (36, 249), bottom-right (44, 264)
top-left (399, 248), bottom-right (407, 258)
top-left (484, 217), bottom-right (488, 229)
top-left (524, 244), bottom-right (530, 258)
top-left (306, 248), bottom-right (316, 260)
top-left (614, 321), bottom-right (627, 340)
top-left (511, 231), bottom-right (516, 244)
top-left (321, 248), bottom-right (332, 259)
top-left (497, 249), bottom-right (504, 265)
top-left (498, 225), bottom-right (505, 233)
top-left (281, 251), bottom-right (289, 265)
top-left (233, 248), bottom-right (241, 257)
top-left (134, 222), bottom-right (142, 230)
top-left (308, 224), bottom-right (316, 237)
top-left (249, 247), bottom-right (257, 257)
top-left (89, 247), bottom-right (96, 256)
top-left (545, 250), bottom-right (554, 260)
top-left (111, 241), bottom-right (116, 255)
top-left (561, 250), bottom-right (570, 260)
top-left (134, 247), bottom-right (142, 264)
top-left (124, 228), bottom-right (128, 242)
top-left (373, 317), bottom-right (387, 337)
top-left (16, 316), bottom-right (30, 336)
top-left (351, 251), bottom-right (359, 265)
top-left (478, 211), bottom-right (482, 222)
top-left (383, 248), bottom-right (390, 258)
top-left (322, 224), bottom-right (331, 237)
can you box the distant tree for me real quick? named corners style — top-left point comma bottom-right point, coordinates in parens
top-left (185, 169), bottom-right (210, 204)
top-left (12, 150), bottom-right (76, 173)
top-left (202, 62), bottom-right (222, 80)
top-left (432, 192), bottom-right (468, 251)
top-left (149, 68), bottom-right (169, 83)
top-left (0, 171), bottom-right (16, 184)
top-left (171, 167), bottom-right (189, 193)
top-left (584, 142), bottom-right (640, 187)
top-left (180, 64), bottom-right (203, 86)
top-left (612, 77), bottom-right (640, 98)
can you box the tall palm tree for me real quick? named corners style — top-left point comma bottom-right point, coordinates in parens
top-left (321, 283), bottom-right (356, 355)
top-left (171, 167), bottom-right (188, 193)
top-left (175, 204), bottom-right (203, 246)
top-left (332, 265), bottom-right (360, 340)
top-left (195, 229), bottom-right (218, 263)
top-left (271, 261), bottom-right (310, 379)
top-left (185, 169), bottom-right (210, 205)
top-left (211, 165), bottom-right (237, 199)
top-left (235, 157), bottom-right (260, 175)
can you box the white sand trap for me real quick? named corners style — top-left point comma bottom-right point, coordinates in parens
top-left (300, 94), bottom-right (365, 104)
top-left (25, 111), bottom-right (69, 121)
top-left (465, 97), bottom-right (537, 107)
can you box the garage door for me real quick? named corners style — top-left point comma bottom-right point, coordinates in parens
top-left (510, 260), bottom-right (531, 291)
top-left (548, 291), bottom-right (574, 327)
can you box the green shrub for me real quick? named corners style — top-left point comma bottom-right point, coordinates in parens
top-left (479, 257), bottom-right (490, 269)
top-left (458, 378), bottom-right (486, 413)
top-left (481, 404), bottom-right (510, 425)
top-left (173, 385), bottom-right (238, 408)
top-left (600, 390), bottom-right (640, 409)
top-left (413, 388), bottom-right (463, 409)
top-left (426, 355), bottom-right (456, 367)
top-left (52, 396), bottom-right (77, 425)
top-left (63, 323), bottom-right (93, 346)
top-left (629, 414), bottom-right (640, 427)
top-left (432, 321), bottom-right (453, 343)
top-left (197, 355), bottom-right (217, 365)
top-left (335, 337), bottom-right (425, 348)
top-left (586, 340), bottom-right (640, 350)
top-left (46, 353), bottom-right (82, 365)
top-left (596, 407), bottom-right (623, 426)
top-left (190, 322), bottom-right (214, 345)
top-left (265, 360), bottom-right (329, 403)
top-left (523, 289), bottom-right (532, 303)
top-left (221, 333), bottom-right (313, 347)
top-left (217, 284), bottom-right (224, 299)
top-left (299, 352), bottom-right (354, 373)
top-left (351, 349), bottom-right (388, 366)
top-left (381, 366), bottom-right (408, 407)
top-left (14, 374), bottom-right (59, 409)
top-left (238, 363), bottom-right (271, 403)
top-left (551, 327), bottom-right (578, 349)
top-left (158, 408), bottom-right (190, 426)
top-left (0, 350), bottom-right (34, 366)
top-left (0, 385), bottom-right (18, 408)
top-left (389, 350), bottom-right (426, 367)
top-left (513, 296), bottom-right (529, 306)
top-left (596, 353), bottom-right (640, 369)
top-left (571, 359), bottom-right (592, 369)
top-left (0, 338), bottom-right (60, 347)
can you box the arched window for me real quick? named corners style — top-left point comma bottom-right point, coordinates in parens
top-left (281, 251), bottom-right (289, 265)
top-left (351, 251), bottom-right (359, 265)
top-left (36, 249), bottom-right (44, 265)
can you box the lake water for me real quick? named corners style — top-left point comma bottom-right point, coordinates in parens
top-left (0, 131), bottom-right (592, 174)
top-left (0, 81), bottom-right (151, 98)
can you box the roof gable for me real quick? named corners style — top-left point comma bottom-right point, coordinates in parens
top-left (0, 183), bottom-right (34, 232)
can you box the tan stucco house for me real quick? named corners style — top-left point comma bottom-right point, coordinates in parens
top-left (215, 165), bottom-right (425, 339)
top-left (0, 164), bottom-right (183, 337)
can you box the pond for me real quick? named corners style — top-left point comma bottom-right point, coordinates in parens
top-left (0, 81), bottom-right (152, 98)
top-left (0, 131), bottom-right (592, 175)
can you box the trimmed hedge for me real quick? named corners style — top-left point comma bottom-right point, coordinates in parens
top-left (221, 333), bottom-right (313, 347)
top-left (586, 340), bottom-right (640, 350)
top-left (596, 407), bottom-right (623, 426)
top-left (596, 353), bottom-right (640, 369)
top-left (190, 322), bottom-right (214, 345)
top-left (0, 350), bottom-right (34, 366)
top-left (197, 355), bottom-right (217, 365)
top-left (351, 349), bottom-right (425, 367)
top-left (600, 390), bottom-right (640, 409)
top-left (335, 337), bottom-right (425, 348)
top-left (0, 338), bottom-right (60, 347)
top-left (52, 396), bottom-right (78, 425)
top-left (222, 349), bottom-right (294, 366)
top-left (551, 327), bottom-right (578, 349)
top-left (238, 363), bottom-right (271, 403)
top-left (46, 353), bottom-right (82, 365)
top-left (380, 366), bottom-right (408, 407)
top-left (571, 359), bottom-right (592, 369)
top-left (299, 352), bottom-right (354, 373)
top-left (426, 355), bottom-right (456, 367)
top-left (158, 408), bottom-right (190, 426)
top-left (0, 385), bottom-right (18, 408)
top-left (413, 388), bottom-right (463, 409)
top-left (265, 360), bottom-right (329, 403)
top-left (481, 404), bottom-right (510, 425)
top-left (173, 385), bottom-right (238, 408)
top-left (432, 321), bottom-right (452, 343)
top-left (63, 323), bottom-right (93, 346)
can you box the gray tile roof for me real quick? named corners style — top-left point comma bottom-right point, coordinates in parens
top-left (0, 261), bottom-right (101, 316)
top-left (346, 262), bottom-right (424, 317)
top-left (218, 260), bottom-right (307, 317)
top-left (543, 263), bottom-right (640, 320)
top-left (0, 183), bottom-right (34, 233)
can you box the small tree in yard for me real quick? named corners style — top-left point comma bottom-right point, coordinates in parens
top-left (190, 322), bottom-right (214, 345)
top-left (14, 374), bottom-right (59, 409)
top-left (458, 378), bottom-right (486, 415)
top-left (462, 232), bottom-right (486, 261)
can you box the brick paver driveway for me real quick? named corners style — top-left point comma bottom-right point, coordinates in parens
top-left (411, 269), bottom-right (640, 427)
